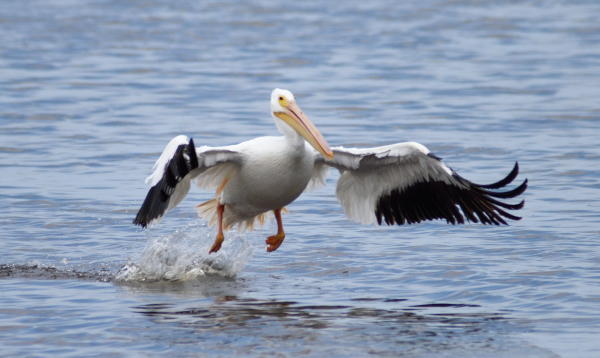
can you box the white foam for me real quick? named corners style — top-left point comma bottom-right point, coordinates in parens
top-left (115, 223), bottom-right (253, 283)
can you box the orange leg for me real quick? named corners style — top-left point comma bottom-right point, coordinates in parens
top-left (209, 203), bottom-right (225, 254)
top-left (265, 208), bottom-right (286, 252)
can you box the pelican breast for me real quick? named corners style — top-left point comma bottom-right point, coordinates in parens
top-left (221, 136), bottom-right (315, 214)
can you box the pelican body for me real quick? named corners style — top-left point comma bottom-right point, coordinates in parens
top-left (222, 136), bottom-right (314, 217)
top-left (133, 89), bottom-right (527, 254)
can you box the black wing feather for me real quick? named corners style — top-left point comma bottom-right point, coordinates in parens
top-left (375, 162), bottom-right (527, 226)
top-left (133, 138), bottom-right (199, 228)
top-left (474, 162), bottom-right (520, 189)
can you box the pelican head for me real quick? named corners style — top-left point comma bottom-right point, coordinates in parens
top-left (271, 88), bottom-right (334, 160)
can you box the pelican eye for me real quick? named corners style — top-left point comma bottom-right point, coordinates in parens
top-left (278, 96), bottom-right (287, 107)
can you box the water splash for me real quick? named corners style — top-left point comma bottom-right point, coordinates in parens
top-left (115, 223), bottom-right (254, 283)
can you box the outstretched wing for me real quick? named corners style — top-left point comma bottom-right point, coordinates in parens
top-left (133, 135), bottom-right (243, 228)
top-left (317, 142), bottom-right (527, 226)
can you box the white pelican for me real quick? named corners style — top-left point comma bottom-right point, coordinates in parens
top-left (133, 89), bottom-right (527, 254)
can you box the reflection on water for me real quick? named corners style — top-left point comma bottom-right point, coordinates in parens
top-left (129, 295), bottom-right (551, 358)
top-left (131, 296), bottom-right (492, 329)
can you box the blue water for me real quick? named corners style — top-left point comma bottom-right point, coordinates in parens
top-left (1, 0), bottom-right (600, 357)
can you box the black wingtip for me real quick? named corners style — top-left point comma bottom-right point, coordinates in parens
top-left (374, 161), bottom-right (527, 227)
top-left (133, 138), bottom-right (199, 228)
top-left (481, 178), bottom-right (528, 199)
top-left (427, 152), bottom-right (442, 161)
top-left (132, 217), bottom-right (148, 228)
top-left (132, 184), bottom-right (167, 228)
top-left (477, 161), bottom-right (519, 189)
top-left (188, 138), bottom-right (198, 169)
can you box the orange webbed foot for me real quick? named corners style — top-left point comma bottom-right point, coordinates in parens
top-left (265, 232), bottom-right (285, 252)
top-left (209, 232), bottom-right (224, 254)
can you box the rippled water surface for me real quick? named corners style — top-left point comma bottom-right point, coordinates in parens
top-left (1, 1), bottom-right (600, 357)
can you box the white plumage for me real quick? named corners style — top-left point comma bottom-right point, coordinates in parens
top-left (134, 89), bottom-right (527, 254)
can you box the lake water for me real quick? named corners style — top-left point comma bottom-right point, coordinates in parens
top-left (1, 0), bottom-right (600, 357)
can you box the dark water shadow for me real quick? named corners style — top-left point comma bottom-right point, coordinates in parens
top-left (132, 296), bottom-right (504, 328)
top-left (0, 263), bottom-right (114, 282)
top-left (128, 296), bottom-right (541, 357)
top-left (0, 262), bottom-right (249, 300)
